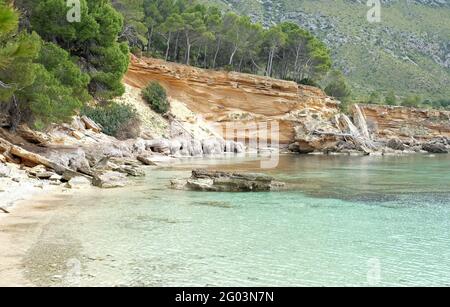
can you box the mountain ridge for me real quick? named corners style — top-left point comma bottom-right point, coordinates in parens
top-left (204, 0), bottom-right (450, 100)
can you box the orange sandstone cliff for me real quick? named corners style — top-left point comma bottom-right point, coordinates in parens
top-left (124, 56), bottom-right (450, 153)
top-left (356, 104), bottom-right (450, 142)
top-left (124, 56), bottom-right (340, 148)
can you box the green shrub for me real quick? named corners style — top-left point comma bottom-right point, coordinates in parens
top-left (366, 91), bottom-right (381, 104)
top-left (82, 102), bottom-right (141, 139)
top-left (142, 81), bottom-right (169, 114)
top-left (384, 91), bottom-right (397, 106)
top-left (401, 95), bottom-right (422, 108)
top-left (298, 78), bottom-right (319, 87)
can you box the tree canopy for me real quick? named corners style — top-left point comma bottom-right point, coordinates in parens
top-left (113, 0), bottom-right (332, 83)
top-left (0, 0), bottom-right (129, 129)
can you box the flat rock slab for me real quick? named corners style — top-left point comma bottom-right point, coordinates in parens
top-left (139, 155), bottom-right (179, 166)
top-left (172, 169), bottom-right (285, 192)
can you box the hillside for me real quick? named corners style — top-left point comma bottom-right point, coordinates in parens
top-left (204, 0), bottom-right (450, 100)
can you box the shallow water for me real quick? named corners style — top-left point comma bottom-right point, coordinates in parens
top-left (14, 155), bottom-right (450, 286)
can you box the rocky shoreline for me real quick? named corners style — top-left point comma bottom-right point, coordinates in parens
top-left (0, 113), bottom-right (249, 214)
top-left (1, 101), bottom-right (450, 214)
top-left (288, 104), bottom-right (450, 156)
top-left (0, 94), bottom-right (450, 214)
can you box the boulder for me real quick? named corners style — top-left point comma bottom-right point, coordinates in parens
top-left (225, 141), bottom-right (236, 153)
top-left (146, 139), bottom-right (171, 154)
top-left (422, 143), bottom-right (448, 154)
top-left (81, 116), bottom-right (102, 133)
top-left (387, 138), bottom-right (406, 151)
top-left (169, 139), bottom-right (182, 155)
top-left (92, 171), bottom-right (127, 189)
top-left (93, 157), bottom-right (119, 171)
top-left (137, 154), bottom-right (157, 166)
top-left (172, 169), bottom-right (285, 192)
top-left (288, 143), bottom-right (301, 153)
top-left (224, 141), bottom-right (244, 153)
top-left (190, 139), bottom-right (204, 156)
top-left (202, 138), bottom-right (225, 155)
top-left (66, 176), bottom-right (92, 189)
top-left (113, 165), bottom-right (145, 177)
top-left (49, 174), bottom-right (62, 182)
top-left (0, 163), bottom-right (11, 178)
top-left (235, 142), bottom-right (245, 153)
top-left (70, 130), bottom-right (85, 140)
top-left (132, 138), bottom-right (147, 154)
top-left (70, 116), bottom-right (86, 131)
top-left (27, 165), bottom-right (55, 179)
top-left (45, 148), bottom-right (91, 174)
top-left (143, 155), bottom-right (178, 166)
top-left (179, 139), bottom-right (192, 156)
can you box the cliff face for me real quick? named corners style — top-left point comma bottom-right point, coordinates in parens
top-left (356, 105), bottom-right (450, 141)
top-left (124, 56), bottom-right (340, 147)
top-left (124, 56), bottom-right (450, 153)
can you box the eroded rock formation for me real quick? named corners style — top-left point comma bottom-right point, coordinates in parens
top-left (124, 56), bottom-right (341, 148)
top-left (354, 104), bottom-right (450, 142)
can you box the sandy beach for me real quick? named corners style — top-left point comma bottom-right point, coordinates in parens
top-left (0, 180), bottom-right (80, 286)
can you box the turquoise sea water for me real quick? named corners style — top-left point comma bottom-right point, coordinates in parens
top-left (21, 154), bottom-right (450, 286)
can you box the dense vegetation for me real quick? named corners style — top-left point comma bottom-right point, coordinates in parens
top-left (142, 81), bottom-right (169, 114)
top-left (82, 102), bottom-right (140, 139)
top-left (113, 0), bottom-right (331, 83)
top-left (0, 0), bottom-right (129, 130)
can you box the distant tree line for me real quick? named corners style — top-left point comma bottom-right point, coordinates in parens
top-left (113, 0), bottom-right (332, 83)
top-left (361, 91), bottom-right (450, 110)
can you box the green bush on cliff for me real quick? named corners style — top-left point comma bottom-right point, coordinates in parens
top-left (324, 71), bottom-right (351, 102)
top-left (142, 82), bottom-right (169, 114)
top-left (82, 102), bottom-right (140, 139)
top-left (401, 95), bottom-right (422, 108)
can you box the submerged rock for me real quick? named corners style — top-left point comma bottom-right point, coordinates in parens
top-left (171, 169), bottom-right (285, 192)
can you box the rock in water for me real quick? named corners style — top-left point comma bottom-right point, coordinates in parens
top-left (422, 143), bottom-right (448, 154)
top-left (171, 169), bottom-right (285, 192)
